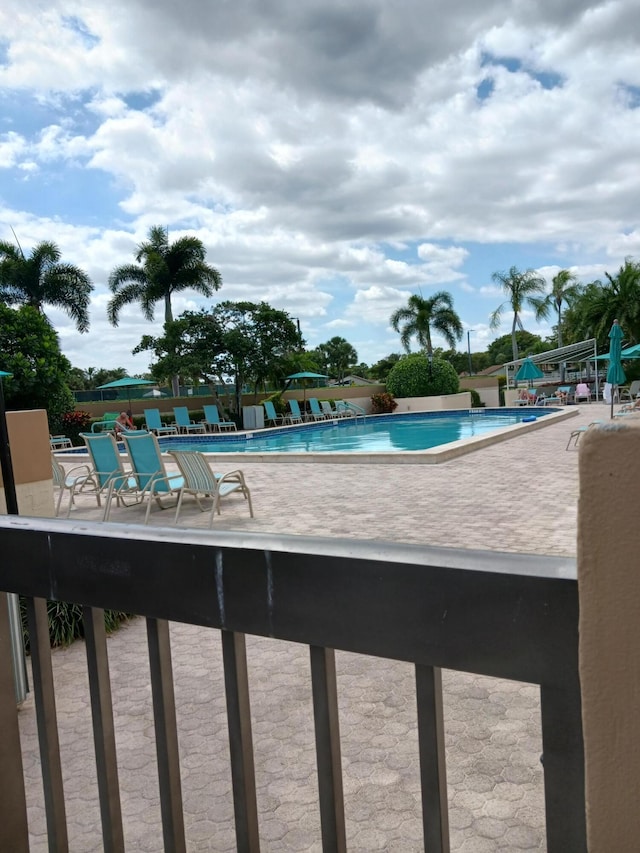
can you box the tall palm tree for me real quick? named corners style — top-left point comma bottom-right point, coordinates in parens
top-left (108, 226), bottom-right (222, 395)
top-left (107, 225), bottom-right (222, 327)
top-left (390, 291), bottom-right (463, 358)
top-left (532, 269), bottom-right (581, 349)
top-left (0, 238), bottom-right (93, 332)
top-left (489, 266), bottom-right (546, 362)
top-left (565, 258), bottom-right (640, 349)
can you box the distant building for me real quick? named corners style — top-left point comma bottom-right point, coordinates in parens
top-left (328, 375), bottom-right (372, 387)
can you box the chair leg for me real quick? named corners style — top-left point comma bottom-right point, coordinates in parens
top-left (55, 487), bottom-right (65, 517)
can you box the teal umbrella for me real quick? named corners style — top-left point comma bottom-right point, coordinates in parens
top-left (606, 320), bottom-right (626, 419)
top-left (515, 357), bottom-right (544, 387)
top-left (97, 376), bottom-right (155, 414)
top-left (285, 371), bottom-right (328, 408)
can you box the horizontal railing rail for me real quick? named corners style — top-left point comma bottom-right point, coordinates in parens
top-left (0, 516), bottom-right (586, 852)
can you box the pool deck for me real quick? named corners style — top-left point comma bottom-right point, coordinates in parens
top-left (20, 404), bottom-right (605, 850)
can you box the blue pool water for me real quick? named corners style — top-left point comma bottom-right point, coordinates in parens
top-left (157, 409), bottom-right (553, 454)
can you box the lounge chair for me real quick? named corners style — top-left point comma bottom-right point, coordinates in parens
top-left (172, 406), bottom-right (205, 434)
top-left (285, 399), bottom-right (304, 424)
top-left (144, 408), bottom-right (178, 435)
top-left (555, 385), bottom-right (575, 404)
top-left (263, 400), bottom-right (284, 427)
top-left (566, 420), bottom-right (603, 450)
top-left (167, 450), bottom-right (253, 526)
top-left (619, 379), bottom-right (640, 402)
top-left (201, 404), bottom-right (237, 432)
top-left (121, 431), bottom-right (185, 524)
top-left (307, 398), bottom-right (328, 421)
top-left (91, 412), bottom-right (121, 433)
top-left (81, 432), bottom-right (142, 519)
top-left (51, 453), bottom-right (98, 516)
top-left (320, 400), bottom-right (346, 418)
top-left (574, 383), bottom-right (592, 403)
top-left (50, 434), bottom-right (73, 450)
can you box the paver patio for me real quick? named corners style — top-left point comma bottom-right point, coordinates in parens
top-left (18, 405), bottom-right (605, 850)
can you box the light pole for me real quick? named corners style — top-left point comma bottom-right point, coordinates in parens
top-left (467, 330), bottom-right (475, 376)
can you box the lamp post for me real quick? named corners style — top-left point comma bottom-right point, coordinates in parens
top-left (467, 330), bottom-right (475, 376)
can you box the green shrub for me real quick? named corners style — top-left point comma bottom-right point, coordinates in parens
top-left (386, 354), bottom-right (459, 398)
top-left (60, 410), bottom-right (92, 445)
top-left (20, 598), bottom-right (131, 651)
top-left (370, 392), bottom-right (398, 414)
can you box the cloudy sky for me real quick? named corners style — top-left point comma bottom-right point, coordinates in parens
top-left (1, 0), bottom-right (639, 374)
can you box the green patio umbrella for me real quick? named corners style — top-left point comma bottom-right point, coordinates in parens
top-left (97, 376), bottom-right (155, 415)
top-left (515, 357), bottom-right (544, 387)
top-left (285, 371), bottom-right (328, 409)
top-left (606, 320), bottom-right (626, 419)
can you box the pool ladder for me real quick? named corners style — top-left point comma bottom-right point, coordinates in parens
top-left (337, 400), bottom-right (366, 422)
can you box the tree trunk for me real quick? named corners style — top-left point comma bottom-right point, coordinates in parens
top-left (164, 295), bottom-right (180, 397)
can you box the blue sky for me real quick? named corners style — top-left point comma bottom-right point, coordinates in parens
top-left (1, 0), bottom-right (639, 373)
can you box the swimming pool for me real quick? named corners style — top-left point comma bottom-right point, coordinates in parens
top-left (157, 408), bottom-right (560, 456)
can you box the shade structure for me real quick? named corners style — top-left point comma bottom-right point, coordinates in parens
top-left (143, 388), bottom-right (167, 398)
top-left (606, 320), bottom-right (626, 419)
top-left (97, 376), bottom-right (155, 414)
top-left (515, 357), bottom-right (544, 386)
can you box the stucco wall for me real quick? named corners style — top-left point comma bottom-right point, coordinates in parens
top-left (393, 392), bottom-right (472, 412)
top-left (578, 419), bottom-right (640, 851)
top-left (0, 410), bottom-right (54, 517)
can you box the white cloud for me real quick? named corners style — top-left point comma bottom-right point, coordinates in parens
top-left (0, 0), bottom-right (638, 370)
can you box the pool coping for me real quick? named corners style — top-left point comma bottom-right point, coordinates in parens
top-left (58, 406), bottom-right (579, 465)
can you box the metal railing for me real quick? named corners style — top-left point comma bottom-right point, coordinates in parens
top-left (0, 516), bottom-right (586, 852)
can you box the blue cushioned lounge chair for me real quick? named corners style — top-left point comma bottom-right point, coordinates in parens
top-left (201, 404), bottom-right (237, 432)
top-left (263, 400), bottom-right (284, 427)
top-left (285, 399), bottom-right (304, 424)
top-left (307, 398), bottom-right (328, 421)
top-left (144, 408), bottom-right (178, 435)
top-left (167, 450), bottom-right (253, 526)
top-left (173, 406), bottom-right (206, 434)
top-left (81, 432), bottom-right (142, 519)
top-left (121, 432), bottom-right (185, 524)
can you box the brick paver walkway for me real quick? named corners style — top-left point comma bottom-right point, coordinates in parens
top-left (18, 405), bottom-right (602, 851)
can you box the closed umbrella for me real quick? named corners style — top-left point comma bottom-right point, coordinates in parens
top-left (285, 371), bottom-right (328, 408)
top-left (606, 320), bottom-right (626, 419)
top-left (97, 376), bottom-right (155, 415)
top-left (515, 357), bottom-right (544, 387)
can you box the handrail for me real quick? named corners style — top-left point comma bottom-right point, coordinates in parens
top-left (0, 516), bottom-right (585, 851)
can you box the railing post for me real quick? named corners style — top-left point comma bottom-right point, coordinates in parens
top-left (416, 664), bottom-right (449, 852)
top-left (147, 617), bottom-right (186, 852)
top-left (310, 646), bottom-right (346, 852)
top-left (83, 606), bottom-right (124, 851)
top-left (540, 684), bottom-right (587, 852)
top-left (0, 592), bottom-right (29, 852)
top-left (222, 630), bottom-right (260, 853)
top-left (27, 597), bottom-right (69, 850)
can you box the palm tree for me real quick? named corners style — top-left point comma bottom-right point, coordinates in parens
top-left (108, 226), bottom-right (222, 395)
top-left (533, 269), bottom-right (581, 349)
top-left (566, 259), bottom-right (640, 349)
top-left (0, 238), bottom-right (93, 332)
top-left (107, 225), bottom-right (222, 327)
top-left (489, 266), bottom-right (546, 362)
top-left (390, 291), bottom-right (463, 359)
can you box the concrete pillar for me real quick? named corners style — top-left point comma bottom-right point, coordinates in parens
top-left (0, 409), bottom-right (54, 516)
top-left (578, 419), bottom-right (640, 851)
